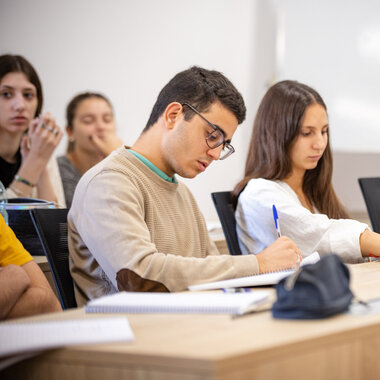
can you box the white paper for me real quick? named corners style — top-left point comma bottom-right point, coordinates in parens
top-left (0, 317), bottom-right (134, 359)
top-left (189, 252), bottom-right (320, 291)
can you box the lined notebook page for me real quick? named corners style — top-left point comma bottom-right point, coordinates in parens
top-left (85, 291), bottom-right (269, 314)
top-left (188, 252), bottom-right (320, 291)
top-left (0, 317), bottom-right (134, 359)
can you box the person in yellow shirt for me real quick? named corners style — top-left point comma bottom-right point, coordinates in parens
top-left (0, 214), bottom-right (61, 320)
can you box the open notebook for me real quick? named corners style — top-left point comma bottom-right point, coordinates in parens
top-left (189, 251), bottom-right (320, 291)
top-left (85, 291), bottom-right (270, 315)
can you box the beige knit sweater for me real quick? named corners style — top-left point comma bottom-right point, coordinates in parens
top-left (68, 148), bottom-right (259, 306)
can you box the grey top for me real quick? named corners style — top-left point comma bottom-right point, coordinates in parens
top-left (57, 156), bottom-right (81, 209)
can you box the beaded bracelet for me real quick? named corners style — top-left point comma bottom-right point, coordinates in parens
top-left (14, 174), bottom-right (35, 188)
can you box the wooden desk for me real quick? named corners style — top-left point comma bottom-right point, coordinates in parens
top-left (3, 262), bottom-right (380, 380)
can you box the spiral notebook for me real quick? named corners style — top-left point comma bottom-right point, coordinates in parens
top-left (85, 291), bottom-right (270, 315)
top-left (188, 251), bottom-right (320, 291)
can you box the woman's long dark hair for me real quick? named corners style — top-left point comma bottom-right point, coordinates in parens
top-left (0, 54), bottom-right (43, 117)
top-left (233, 80), bottom-right (348, 218)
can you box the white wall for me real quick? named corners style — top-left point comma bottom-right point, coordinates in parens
top-left (6, 1), bottom-right (375, 220)
top-left (275, 0), bottom-right (380, 153)
top-left (332, 151), bottom-right (380, 215)
top-left (275, 0), bottom-right (380, 216)
top-left (0, 0), bottom-right (277, 221)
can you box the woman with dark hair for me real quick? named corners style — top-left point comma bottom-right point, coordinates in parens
top-left (0, 54), bottom-right (64, 204)
top-left (57, 92), bottom-right (122, 208)
top-left (233, 80), bottom-right (380, 262)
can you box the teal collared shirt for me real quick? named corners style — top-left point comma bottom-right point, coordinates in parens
top-left (128, 149), bottom-right (177, 184)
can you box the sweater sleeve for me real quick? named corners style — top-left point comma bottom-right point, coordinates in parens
top-left (70, 169), bottom-right (259, 293)
top-left (236, 178), bottom-right (367, 263)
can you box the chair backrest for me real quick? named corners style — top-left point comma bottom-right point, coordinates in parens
top-left (211, 191), bottom-right (242, 255)
top-left (358, 177), bottom-right (380, 233)
top-left (7, 198), bottom-right (55, 256)
top-left (30, 208), bottom-right (77, 309)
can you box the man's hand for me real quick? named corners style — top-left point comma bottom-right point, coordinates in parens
top-left (256, 236), bottom-right (302, 274)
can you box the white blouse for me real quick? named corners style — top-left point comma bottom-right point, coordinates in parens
top-left (235, 178), bottom-right (367, 263)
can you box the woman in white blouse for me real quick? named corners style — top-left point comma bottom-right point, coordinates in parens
top-left (233, 80), bottom-right (380, 263)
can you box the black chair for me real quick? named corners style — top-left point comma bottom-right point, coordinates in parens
top-left (358, 177), bottom-right (380, 233)
top-left (7, 198), bottom-right (55, 256)
top-left (211, 191), bottom-right (242, 255)
top-left (30, 208), bottom-right (77, 309)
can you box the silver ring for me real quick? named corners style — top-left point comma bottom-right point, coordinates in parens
top-left (47, 126), bottom-right (54, 132)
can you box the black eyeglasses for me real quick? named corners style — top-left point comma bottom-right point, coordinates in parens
top-left (182, 103), bottom-right (235, 160)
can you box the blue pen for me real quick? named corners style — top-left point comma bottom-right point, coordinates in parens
top-left (272, 204), bottom-right (282, 237)
top-left (222, 288), bottom-right (251, 293)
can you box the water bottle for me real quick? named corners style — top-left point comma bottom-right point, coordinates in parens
top-left (0, 181), bottom-right (8, 224)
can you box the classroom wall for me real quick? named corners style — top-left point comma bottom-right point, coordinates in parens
top-left (0, 0), bottom-right (277, 221)
top-left (275, 0), bottom-right (380, 223)
top-left (275, 0), bottom-right (380, 153)
top-left (1, 0), bottom-right (378, 221)
top-left (332, 151), bottom-right (380, 220)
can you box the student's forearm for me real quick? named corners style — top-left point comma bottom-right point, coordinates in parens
top-left (359, 229), bottom-right (380, 257)
top-left (35, 168), bottom-right (58, 203)
top-left (6, 261), bottom-right (62, 319)
top-left (6, 286), bottom-right (62, 319)
top-left (8, 156), bottom-right (47, 198)
top-left (0, 265), bottom-right (30, 320)
top-left (17, 154), bottom-right (47, 184)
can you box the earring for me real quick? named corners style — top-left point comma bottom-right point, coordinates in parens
top-left (69, 137), bottom-right (75, 142)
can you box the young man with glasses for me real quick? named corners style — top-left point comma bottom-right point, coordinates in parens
top-left (68, 66), bottom-right (300, 305)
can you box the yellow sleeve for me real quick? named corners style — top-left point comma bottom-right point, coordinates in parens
top-left (0, 215), bottom-right (33, 267)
